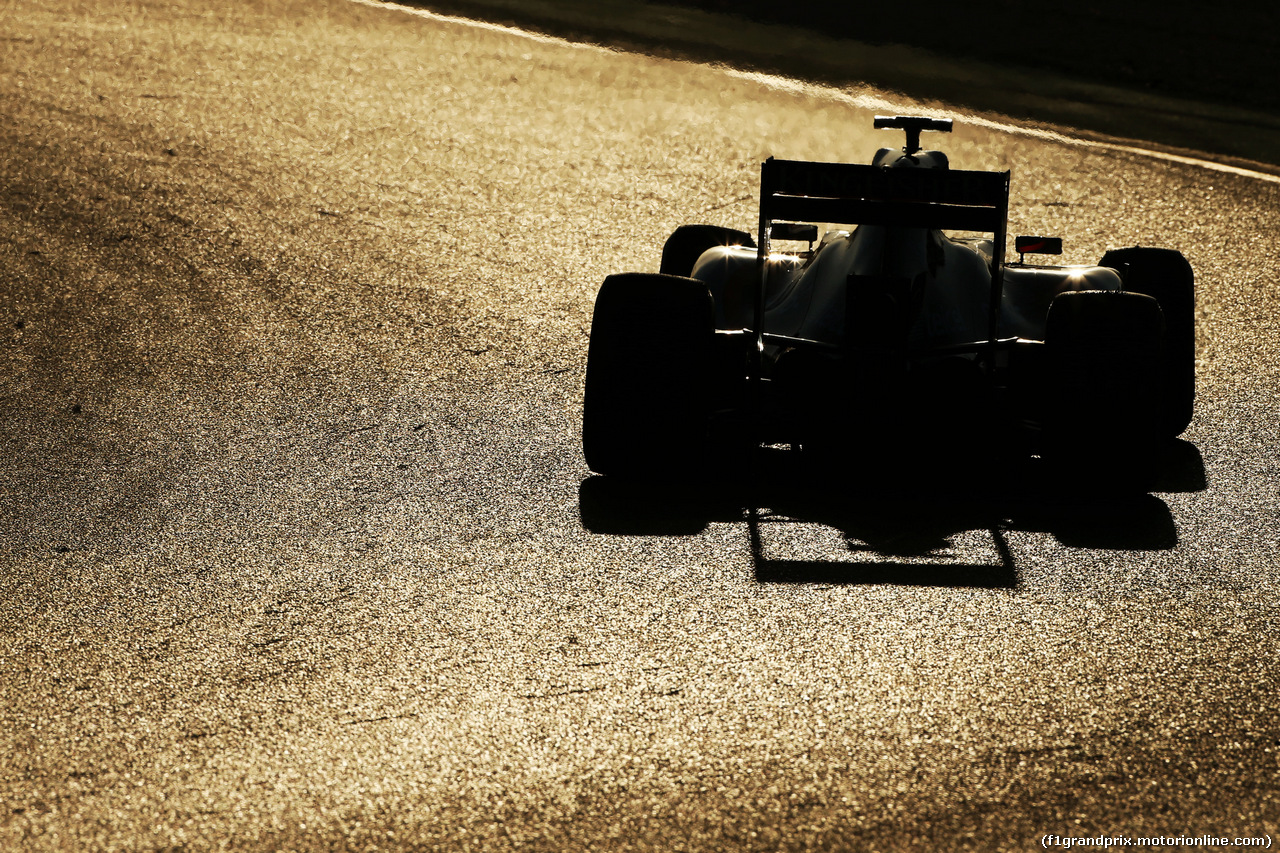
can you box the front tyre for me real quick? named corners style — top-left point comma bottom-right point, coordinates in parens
top-left (582, 273), bottom-right (715, 480)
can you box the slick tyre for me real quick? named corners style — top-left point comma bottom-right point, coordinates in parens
top-left (582, 273), bottom-right (715, 480)
top-left (659, 225), bottom-right (756, 278)
top-left (1099, 247), bottom-right (1195, 436)
top-left (1043, 290), bottom-right (1167, 493)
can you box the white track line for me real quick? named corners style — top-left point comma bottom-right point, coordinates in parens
top-left (725, 69), bottom-right (1280, 184)
top-left (348, 0), bottom-right (1280, 185)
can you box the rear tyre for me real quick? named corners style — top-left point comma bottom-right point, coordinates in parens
top-left (582, 273), bottom-right (715, 479)
top-left (1042, 290), bottom-right (1167, 493)
top-left (659, 224), bottom-right (756, 278)
top-left (1099, 247), bottom-right (1195, 436)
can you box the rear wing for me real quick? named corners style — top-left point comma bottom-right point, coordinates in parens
top-left (752, 157), bottom-right (1011, 358)
top-left (757, 157), bottom-right (1009, 247)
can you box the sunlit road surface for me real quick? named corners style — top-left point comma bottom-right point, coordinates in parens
top-left (1, 1), bottom-right (1277, 849)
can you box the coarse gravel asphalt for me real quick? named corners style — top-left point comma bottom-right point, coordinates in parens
top-left (1, 0), bottom-right (1277, 850)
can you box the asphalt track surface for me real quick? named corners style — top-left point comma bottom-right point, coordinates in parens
top-left (1, 1), bottom-right (1278, 850)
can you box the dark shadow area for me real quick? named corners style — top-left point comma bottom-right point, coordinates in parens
top-left (748, 502), bottom-right (1017, 588)
top-left (578, 475), bottom-right (726, 536)
top-left (579, 441), bottom-right (1203, 587)
top-left (393, 0), bottom-right (1280, 170)
top-left (753, 558), bottom-right (1015, 588)
top-left (1034, 495), bottom-right (1179, 551)
top-left (655, 0), bottom-right (1280, 120)
top-left (1152, 439), bottom-right (1208, 493)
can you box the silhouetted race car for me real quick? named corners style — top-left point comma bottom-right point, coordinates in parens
top-left (583, 116), bottom-right (1194, 489)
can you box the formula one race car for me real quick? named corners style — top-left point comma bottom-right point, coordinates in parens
top-left (583, 116), bottom-right (1194, 489)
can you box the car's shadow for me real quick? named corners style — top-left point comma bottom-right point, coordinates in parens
top-left (578, 440), bottom-right (1205, 589)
